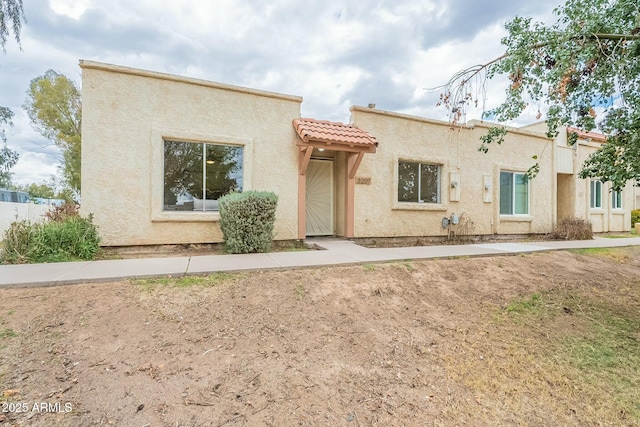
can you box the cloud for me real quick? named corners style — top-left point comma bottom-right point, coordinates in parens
top-left (422, 0), bottom-right (559, 48)
top-left (0, 0), bottom-right (560, 186)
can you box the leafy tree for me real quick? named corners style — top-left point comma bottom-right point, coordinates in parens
top-left (0, 0), bottom-right (24, 51)
top-left (23, 70), bottom-right (82, 195)
top-left (0, 0), bottom-right (26, 188)
top-left (438, 0), bottom-right (640, 190)
top-left (0, 144), bottom-right (18, 188)
top-left (0, 107), bottom-right (18, 188)
top-left (10, 179), bottom-right (74, 202)
top-left (13, 181), bottom-right (55, 199)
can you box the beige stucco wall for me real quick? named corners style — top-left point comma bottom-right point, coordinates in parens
top-left (350, 107), bottom-right (556, 238)
top-left (571, 140), bottom-right (634, 232)
top-left (80, 61), bottom-right (302, 246)
top-left (81, 62), bottom-right (635, 246)
top-left (556, 173), bottom-right (576, 220)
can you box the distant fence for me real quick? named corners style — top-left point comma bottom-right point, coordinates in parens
top-left (0, 202), bottom-right (51, 238)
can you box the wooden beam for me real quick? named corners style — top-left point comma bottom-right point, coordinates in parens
top-left (298, 146), bottom-right (313, 175)
top-left (296, 142), bottom-right (376, 154)
top-left (348, 152), bottom-right (365, 179)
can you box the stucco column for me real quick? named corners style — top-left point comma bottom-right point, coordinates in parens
top-left (345, 153), bottom-right (357, 238)
top-left (298, 146), bottom-right (313, 239)
top-left (298, 172), bottom-right (306, 239)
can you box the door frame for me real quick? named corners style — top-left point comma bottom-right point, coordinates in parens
top-left (297, 145), bottom-right (374, 240)
top-left (305, 158), bottom-right (334, 236)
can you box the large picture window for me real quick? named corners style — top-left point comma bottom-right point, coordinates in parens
top-left (163, 140), bottom-right (243, 211)
top-left (500, 171), bottom-right (529, 215)
top-left (590, 180), bottom-right (602, 209)
top-left (398, 161), bottom-right (441, 204)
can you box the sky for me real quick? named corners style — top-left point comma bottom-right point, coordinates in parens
top-left (0, 0), bottom-right (560, 187)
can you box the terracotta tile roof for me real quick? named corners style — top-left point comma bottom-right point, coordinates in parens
top-left (293, 118), bottom-right (378, 147)
top-left (567, 127), bottom-right (607, 143)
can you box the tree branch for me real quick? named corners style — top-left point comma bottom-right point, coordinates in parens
top-left (432, 32), bottom-right (640, 92)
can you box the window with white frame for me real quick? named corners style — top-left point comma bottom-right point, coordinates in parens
top-left (163, 140), bottom-right (243, 212)
top-left (612, 189), bottom-right (623, 209)
top-left (500, 171), bottom-right (529, 215)
top-left (398, 161), bottom-right (441, 204)
top-left (590, 180), bottom-right (602, 209)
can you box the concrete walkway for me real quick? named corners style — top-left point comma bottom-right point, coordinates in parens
top-left (1, 237), bottom-right (640, 288)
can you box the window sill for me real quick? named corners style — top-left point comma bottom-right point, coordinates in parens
top-left (590, 209), bottom-right (604, 214)
top-left (392, 202), bottom-right (447, 211)
top-left (151, 211), bottom-right (221, 222)
top-left (612, 209), bottom-right (625, 214)
top-left (499, 215), bottom-right (533, 223)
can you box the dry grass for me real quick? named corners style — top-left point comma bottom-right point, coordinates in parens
top-left (441, 284), bottom-right (640, 424)
top-left (550, 216), bottom-right (594, 240)
top-left (570, 247), bottom-right (632, 263)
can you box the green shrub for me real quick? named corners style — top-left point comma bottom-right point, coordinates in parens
top-left (0, 214), bottom-right (100, 264)
top-left (218, 191), bottom-right (278, 254)
top-left (0, 219), bottom-right (35, 264)
top-left (549, 216), bottom-right (593, 241)
top-left (632, 209), bottom-right (640, 227)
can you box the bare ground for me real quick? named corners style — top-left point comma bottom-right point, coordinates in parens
top-left (1, 247), bottom-right (639, 426)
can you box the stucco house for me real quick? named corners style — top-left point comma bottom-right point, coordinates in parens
top-left (80, 61), bottom-right (635, 246)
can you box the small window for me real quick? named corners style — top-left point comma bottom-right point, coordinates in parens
top-left (612, 190), bottom-right (623, 210)
top-left (500, 171), bottom-right (529, 215)
top-left (163, 140), bottom-right (243, 212)
top-left (398, 161), bottom-right (441, 204)
top-left (590, 180), bottom-right (602, 209)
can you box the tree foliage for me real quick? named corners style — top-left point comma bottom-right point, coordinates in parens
top-left (0, 0), bottom-right (24, 51)
top-left (12, 180), bottom-right (74, 202)
top-left (0, 0), bottom-right (25, 188)
top-left (13, 181), bottom-right (55, 199)
top-left (0, 143), bottom-right (18, 188)
top-left (439, 0), bottom-right (640, 190)
top-left (24, 70), bottom-right (82, 195)
top-left (0, 107), bottom-right (18, 188)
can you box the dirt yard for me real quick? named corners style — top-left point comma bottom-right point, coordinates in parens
top-left (1, 246), bottom-right (639, 426)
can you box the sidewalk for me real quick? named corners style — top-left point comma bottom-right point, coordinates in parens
top-left (1, 237), bottom-right (640, 288)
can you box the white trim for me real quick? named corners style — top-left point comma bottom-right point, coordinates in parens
top-left (590, 180), bottom-right (603, 209)
top-left (611, 189), bottom-right (623, 210)
top-left (499, 170), bottom-right (530, 216)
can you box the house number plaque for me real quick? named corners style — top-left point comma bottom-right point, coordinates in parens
top-left (356, 177), bottom-right (371, 185)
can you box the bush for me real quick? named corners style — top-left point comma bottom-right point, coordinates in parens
top-left (0, 220), bottom-right (35, 264)
top-left (549, 217), bottom-right (593, 241)
top-left (45, 202), bottom-right (80, 222)
top-left (218, 191), bottom-right (278, 254)
top-left (0, 214), bottom-right (100, 264)
top-left (632, 209), bottom-right (640, 227)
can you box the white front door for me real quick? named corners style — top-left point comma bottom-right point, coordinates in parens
top-left (306, 159), bottom-right (334, 236)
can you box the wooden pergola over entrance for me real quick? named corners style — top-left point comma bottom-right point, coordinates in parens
top-left (293, 118), bottom-right (378, 239)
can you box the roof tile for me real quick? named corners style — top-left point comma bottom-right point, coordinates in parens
top-left (293, 118), bottom-right (378, 147)
top-left (567, 127), bottom-right (606, 143)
